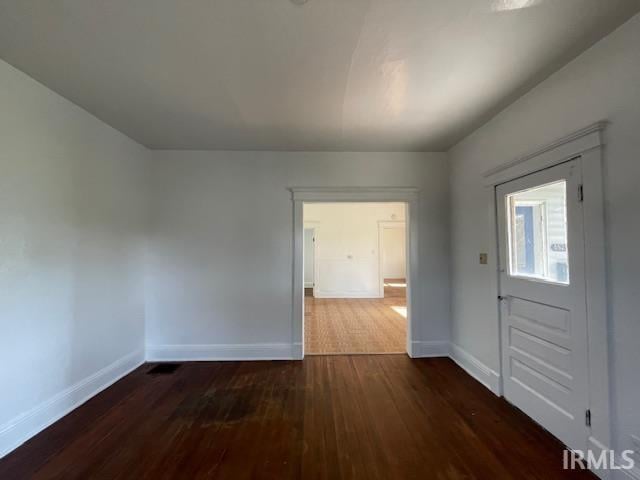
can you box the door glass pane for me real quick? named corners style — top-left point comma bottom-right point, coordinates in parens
top-left (506, 180), bottom-right (569, 284)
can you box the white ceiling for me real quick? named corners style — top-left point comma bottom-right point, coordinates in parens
top-left (0, 0), bottom-right (638, 151)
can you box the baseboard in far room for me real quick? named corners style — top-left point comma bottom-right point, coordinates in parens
top-left (449, 343), bottom-right (501, 395)
top-left (146, 343), bottom-right (298, 362)
top-left (411, 341), bottom-right (450, 358)
top-left (0, 348), bottom-right (145, 459)
top-left (313, 291), bottom-right (383, 299)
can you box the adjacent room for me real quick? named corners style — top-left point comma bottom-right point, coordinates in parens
top-left (1, 1), bottom-right (639, 479)
top-left (303, 202), bottom-right (408, 355)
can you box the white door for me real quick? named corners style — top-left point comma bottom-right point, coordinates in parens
top-left (497, 159), bottom-right (589, 450)
top-left (382, 226), bottom-right (406, 279)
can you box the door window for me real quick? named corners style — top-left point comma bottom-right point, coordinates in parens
top-left (506, 180), bottom-right (569, 284)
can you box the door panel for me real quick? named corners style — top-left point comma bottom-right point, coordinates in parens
top-left (497, 159), bottom-right (589, 451)
top-left (509, 297), bottom-right (570, 335)
top-left (509, 360), bottom-right (572, 409)
top-left (509, 326), bottom-right (571, 374)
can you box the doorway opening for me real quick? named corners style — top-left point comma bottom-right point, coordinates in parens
top-left (303, 202), bottom-right (408, 355)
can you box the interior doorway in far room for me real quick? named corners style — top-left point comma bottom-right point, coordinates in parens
top-left (379, 220), bottom-right (407, 319)
top-left (303, 203), bottom-right (407, 355)
top-left (303, 227), bottom-right (316, 297)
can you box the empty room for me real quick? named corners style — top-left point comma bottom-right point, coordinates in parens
top-left (304, 202), bottom-right (408, 355)
top-left (1, 1), bottom-right (639, 479)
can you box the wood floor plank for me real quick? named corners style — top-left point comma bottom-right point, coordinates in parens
top-left (0, 356), bottom-right (597, 479)
top-left (305, 280), bottom-right (407, 354)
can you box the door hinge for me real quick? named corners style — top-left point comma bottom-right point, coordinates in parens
top-left (578, 184), bottom-right (584, 202)
top-left (585, 409), bottom-right (591, 427)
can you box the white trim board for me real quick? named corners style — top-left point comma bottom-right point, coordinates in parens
top-left (147, 341), bottom-right (454, 361)
top-left (483, 121), bottom-right (606, 186)
top-left (290, 187), bottom-right (419, 203)
top-left (411, 341), bottom-right (450, 358)
top-left (449, 344), bottom-right (501, 396)
top-left (146, 343), bottom-right (298, 361)
top-left (313, 291), bottom-right (383, 299)
top-left (0, 348), bottom-right (144, 459)
top-left (617, 462), bottom-right (640, 480)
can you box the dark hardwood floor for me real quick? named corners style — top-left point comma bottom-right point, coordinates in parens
top-left (0, 356), bottom-right (595, 479)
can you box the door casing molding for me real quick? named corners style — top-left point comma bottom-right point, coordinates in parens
top-left (484, 122), bottom-right (611, 467)
top-left (289, 187), bottom-right (419, 359)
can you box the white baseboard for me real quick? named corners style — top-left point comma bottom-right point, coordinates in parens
top-left (0, 348), bottom-right (144, 459)
top-left (411, 341), bottom-right (450, 358)
top-left (382, 273), bottom-right (406, 280)
top-left (449, 343), bottom-right (501, 395)
top-left (588, 436), bottom-right (612, 479)
top-left (615, 452), bottom-right (640, 480)
top-left (313, 291), bottom-right (383, 299)
top-left (585, 436), bottom-right (640, 480)
top-left (146, 343), bottom-right (297, 361)
top-left (291, 342), bottom-right (303, 360)
top-left (589, 434), bottom-right (640, 480)
top-left (618, 465), bottom-right (640, 480)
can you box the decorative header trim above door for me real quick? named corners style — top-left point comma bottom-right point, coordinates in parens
top-left (483, 121), bottom-right (606, 186)
top-left (290, 187), bottom-right (419, 202)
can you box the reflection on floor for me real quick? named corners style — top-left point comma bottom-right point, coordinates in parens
top-left (304, 279), bottom-right (406, 354)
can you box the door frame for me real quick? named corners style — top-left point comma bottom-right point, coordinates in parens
top-left (303, 222), bottom-right (320, 296)
top-left (483, 122), bottom-right (611, 459)
top-left (378, 220), bottom-right (407, 297)
top-left (289, 188), bottom-right (419, 359)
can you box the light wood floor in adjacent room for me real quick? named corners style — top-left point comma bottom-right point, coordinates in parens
top-left (304, 279), bottom-right (406, 354)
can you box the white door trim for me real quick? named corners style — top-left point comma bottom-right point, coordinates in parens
top-left (484, 122), bottom-right (611, 461)
top-left (303, 222), bottom-right (320, 295)
top-left (378, 220), bottom-right (407, 297)
top-left (290, 187), bottom-right (419, 359)
top-left (482, 122), bottom-right (607, 186)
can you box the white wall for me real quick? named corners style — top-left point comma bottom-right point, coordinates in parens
top-left (146, 151), bottom-right (449, 356)
top-left (449, 13), bottom-right (640, 458)
top-left (0, 59), bottom-right (150, 456)
top-left (304, 203), bottom-right (405, 297)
